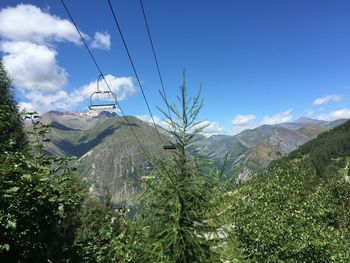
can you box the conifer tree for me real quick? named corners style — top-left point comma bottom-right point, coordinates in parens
top-left (137, 74), bottom-right (220, 262)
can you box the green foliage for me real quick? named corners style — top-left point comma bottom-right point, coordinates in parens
top-left (74, 199), bottom-right (130, 262)
top-left (224, 158), bottom-right (350, 262)
top-left (135, 75), bottom-right (224, 262)
top-left (0, 59), bottom-right (27, 153)
top-left (221, 120), bottom-right (350, 261)
top-left (0, 62), bottom-right (107, 262)
top-left (288, 119), bottom-right (350, 175)
top-left (0, 114), bottom-right (88, 262)
top-left (0, 111), bottom-right (131, 263)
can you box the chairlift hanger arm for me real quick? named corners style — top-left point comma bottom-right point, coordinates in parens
top-left (97, 74), bottom-right (103, 92)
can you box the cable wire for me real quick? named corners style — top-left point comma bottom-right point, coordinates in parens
top-left (107, 0), bottom-right (166, 151)
top-left (139, 0), bottom-right (172, 120)
top-left (60, 0), bottom-right (150, 157)
top-left (61, 0), bottom-right (180, 191)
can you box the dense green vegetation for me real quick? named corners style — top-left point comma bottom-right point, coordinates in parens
top-left (222, 120), bottom-right (350, 262)
top-left (1, 59), bottom-right (349, 262)
top-left (289, 119), bottom-right (350, 175)
top-left (0, 60), bottom-right (126, 262)
top-left (0, 61), bottom-right (27, 153)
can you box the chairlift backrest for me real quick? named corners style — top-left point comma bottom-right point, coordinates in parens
top-left (88, 75), bottom-right (117, 111)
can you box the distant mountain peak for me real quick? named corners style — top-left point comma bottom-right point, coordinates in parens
top-left (295, 117), bottom-right (325, 125)
top-left (46, 110), bottom-right (118, 119)
top-left (97, 111), bottom-right (118, 118)
top-left (47, 110), bottom-right (65, 116)
top-left (42, 110), bottom-right (118, 130)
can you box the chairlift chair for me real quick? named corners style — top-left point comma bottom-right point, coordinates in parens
top-left (163, 145), bottom-right (176, 150)
top-left (88, 74), bottom-right (117, 111)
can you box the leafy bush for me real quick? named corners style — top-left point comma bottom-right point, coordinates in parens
top-left (225, 159), bottom-right (350, 262)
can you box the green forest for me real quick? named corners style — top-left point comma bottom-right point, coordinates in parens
top-left (1, 60), bottom-right (350, 262)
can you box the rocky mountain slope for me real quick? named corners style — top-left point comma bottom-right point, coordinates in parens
top-left (40, 111), bottom-right (347, 201)
top-left (190, 117), bottom-right (346, 180)
top-left (42, 111), bottom-right (166, 203)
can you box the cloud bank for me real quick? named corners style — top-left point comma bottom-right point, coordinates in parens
top-left (19, 75), bottom-right (136, 113)
top-left (0, 4), bottom-right (118, 113)
top-left (91, 32), bottom-right (111, 50)
top-left (231, 114), bottom-right (257, 134)
top-left (1, 41), bottom-right (68, 92)
top-left (317, 108), bottom-right (350, 121)
top-left (200, 121), bottom-right (225, 137)
top-left (313, 94), bottom-right (342, 105)
top-left (0, 4), bottom-right (81, 44)
top-left (261, 109), bottom-right (293, 125)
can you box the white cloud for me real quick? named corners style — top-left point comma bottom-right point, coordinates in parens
top-left (231, 114), bottom-right (257, 135)
top-left (136, 114), bottom-right (170, 130)
top-left (201, 121), bottom-right (225, 137)
top-left (313, 94), bottom-right (342, 105)
top-left (1, 41), bottom-right (67, 92)
top-left (261, 109), bottom-right (293, 125)
top-left (18, 101), bottom-right (35, 112)
top-left (21, 90), bottom-right (84, 114)
top-left (0, 3), bottom-right (122, 114)
top-left (305, 109), bottom-right (315, 117)
top-left (79, 75), bottom-right (136, 101)
top-left (0, 4), bottom-right (81, 44)
top-left (91, 32), bottom-right (111, 50)
top-left (0, 3), bottom-right (114, 113)
top-left (17, 75), bottom-right (136, 114)
top-left (232, 114), bottom-right (256, 126)
top-left (0, 4), bottom-right (80, 93)
top-left (317, 108), bottom-right (350, 121)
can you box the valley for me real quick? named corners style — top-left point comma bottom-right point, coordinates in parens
top-left (41, 110), bottom-right (347, 202)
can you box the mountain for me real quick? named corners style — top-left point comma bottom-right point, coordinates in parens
top-left (210, 118), bottom-right (347, 179)
top-left (39, 111), bottom-right (347, 201)
top-left (42, 111), bottom-right (166, 203)
top-left (288, 119), bottom-right (350, 175)
top-left (42, 110), bottom-right (117, 130)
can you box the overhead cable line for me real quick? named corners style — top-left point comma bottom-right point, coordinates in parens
top-left (106, 0), bottom-right (167, 152)
top-left (60, 0), bottom-right (149, 157)
top-left (60, 0), bottom-right (177, 188)
top-left (139, 0), bottom-right (172, 120)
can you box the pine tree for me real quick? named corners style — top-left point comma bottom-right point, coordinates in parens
top-left (137, 74), bottom-right (219, 262)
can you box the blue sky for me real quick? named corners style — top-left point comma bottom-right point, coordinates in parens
top-left (1, 0), bottom-right (350, 135)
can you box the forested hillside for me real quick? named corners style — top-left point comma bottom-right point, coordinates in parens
top-left (288, 119), bottom-right (350, 175)
top-left (222, 120), bottom-right (350, 262)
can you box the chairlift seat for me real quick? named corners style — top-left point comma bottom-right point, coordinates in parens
top-left (89, 104), bottom-right (116, 110)
top-left (163, 145), bottom-right (176, 150)
top-left (89, 89), bottom-right (117, 111)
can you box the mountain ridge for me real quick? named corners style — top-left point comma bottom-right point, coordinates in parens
top-left (39, 110), bottom-right (348, 201)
